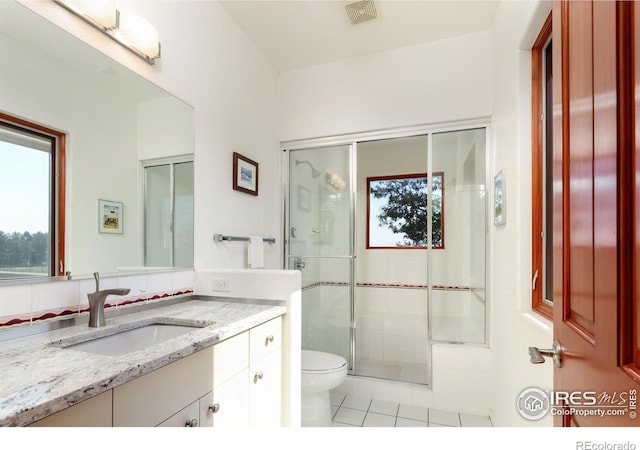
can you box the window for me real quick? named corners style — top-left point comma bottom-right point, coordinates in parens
top-left (531, 13), bottom-right (553, 319)
top-left (0, 113), bottom-right (65, 278)
top-left (366, 172), bottom-right (444, 249)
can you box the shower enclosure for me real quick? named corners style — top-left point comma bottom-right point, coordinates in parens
top-left (284, 121), bottom-right (488, 387)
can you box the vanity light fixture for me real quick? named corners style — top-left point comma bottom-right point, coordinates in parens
top-left (56, 0), bottom-right (117, 29)
top-left (114, 10), bottom-right (161, 63)
top-left (54, 0), bottom-right (161, 65)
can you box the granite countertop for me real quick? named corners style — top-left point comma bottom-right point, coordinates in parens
top-left (0, 298), bottom-right (286, 426)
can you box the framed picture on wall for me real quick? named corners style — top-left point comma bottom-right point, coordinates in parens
top-left (494, 170), bottom-right (506, 226)
top-left (233, 152), bottom-right (259, 196)
top-left (98, 199), bottom-right (123, 234)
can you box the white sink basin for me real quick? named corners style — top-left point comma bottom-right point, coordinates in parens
top-left (55, 321), bottom-right (206, 356)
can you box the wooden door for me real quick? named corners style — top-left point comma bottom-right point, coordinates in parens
top-left (552, 0), bottom-right (640, 426)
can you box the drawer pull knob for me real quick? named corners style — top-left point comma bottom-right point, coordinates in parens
top-left (185, 418), bottom-right (198, 427)
top-left (209, 403), bottom-right (220, 413)
top-left (265, 335), bottom-right (274, 345)
top-left (254, 371), bottom-right (264, 383)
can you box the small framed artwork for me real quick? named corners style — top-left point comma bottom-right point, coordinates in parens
top-left (233, 152), bottom-right (259, 196)
top-left (98, 199), bottom-right (123, 234)
top-left (494, 170), bottom-right (506, 226)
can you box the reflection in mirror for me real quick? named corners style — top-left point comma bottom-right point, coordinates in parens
top-left (143, 158), bottom-right (194, 268)
top-left (0, 118), bottom-right (60, 279)
top-left (0, 2), bottom-right (194, 283)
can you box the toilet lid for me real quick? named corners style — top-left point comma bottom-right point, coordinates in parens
top-left (302, 350), bottom-right (347, 372)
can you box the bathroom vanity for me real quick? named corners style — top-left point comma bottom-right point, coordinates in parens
top-left (0, 297), bottom-right (286, 427)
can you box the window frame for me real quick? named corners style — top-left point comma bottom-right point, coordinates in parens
top-left (366, 171), bottom-right (444, 250)
top-left (0, 112), bottom-right (66, 277)
top-left (531, 13), bottom-right (553, 320)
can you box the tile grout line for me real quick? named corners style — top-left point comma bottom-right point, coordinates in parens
top-left (360, 398), bottom-right (373, 427)
top-left (393, 403), bottom-right (400, 427)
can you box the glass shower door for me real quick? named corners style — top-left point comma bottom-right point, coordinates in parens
top-left (429, 128), bottom-right (487, 343)
top-left (287, 145), bottom-right (353, 368)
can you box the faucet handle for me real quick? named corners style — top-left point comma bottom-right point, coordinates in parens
top-left (93, 272), bottom-right (100, 291)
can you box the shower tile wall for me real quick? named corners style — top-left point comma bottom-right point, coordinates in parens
top-left (355, 130), bottom-right (486, 384)
top-left (355, 286), bottom-right (428, 383)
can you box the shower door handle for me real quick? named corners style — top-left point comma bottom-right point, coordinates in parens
top-left (292, 257), bottom-right (306, 270)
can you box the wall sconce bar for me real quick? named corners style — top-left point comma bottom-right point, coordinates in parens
top-left (54, 0), bottom-right (161, 65)
top-left (213, 234), bottom-right (276, 244)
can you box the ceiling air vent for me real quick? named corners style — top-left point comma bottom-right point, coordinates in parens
top-left (344, 0), bottom-right (378, 26)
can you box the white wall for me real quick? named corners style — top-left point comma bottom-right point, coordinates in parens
top-left (277, 29), bottom-right (493, 141)
top-left (489, 0), bottom-right (553, 426)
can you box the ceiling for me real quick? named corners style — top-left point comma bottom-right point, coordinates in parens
top-left (219, 0), bottom-right (499, 73)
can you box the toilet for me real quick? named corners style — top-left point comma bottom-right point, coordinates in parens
top-left (301, 349), bottom-right (348, 427)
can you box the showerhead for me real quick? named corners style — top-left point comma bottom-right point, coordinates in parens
top-left (295, 160), bottom-right (322, 178)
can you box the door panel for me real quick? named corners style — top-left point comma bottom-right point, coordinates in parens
top-left (287, 145), bottom-right (353, 368)
top-left (553, 0), bottom-right (640, 427)
top-left (567, 1), bottom-right (595, 332)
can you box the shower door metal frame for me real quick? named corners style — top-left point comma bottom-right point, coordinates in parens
top-left (282, 143), bottom-right (358, 373)
top-left (281, 117), bottom-right (491, 387)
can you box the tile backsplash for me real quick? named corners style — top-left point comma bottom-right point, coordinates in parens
top-left (0, 270), bottom-right (193, 328)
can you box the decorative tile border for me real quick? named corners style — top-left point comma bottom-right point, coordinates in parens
top-left (302, 281), bottom-right (484, 293)
top-left (0, 289), bottom-right (193, 329)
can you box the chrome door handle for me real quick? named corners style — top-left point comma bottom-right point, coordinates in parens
top-left (528, 341), bottom-right (562, 368)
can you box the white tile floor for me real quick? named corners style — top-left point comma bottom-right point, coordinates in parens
top-left (330, 393), bottom-right (493, 427)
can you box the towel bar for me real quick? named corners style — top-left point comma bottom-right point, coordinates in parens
top-left (213, 234), bottom-right (276, 244)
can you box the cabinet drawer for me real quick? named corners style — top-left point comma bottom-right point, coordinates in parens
top-left (213, 331), bottom-right (249, 387)
top-left (28, 390), bottom-right (112, 427)
top-left (113, 347), bottom-right (213, 426)
top-left (249, 316), bottom-right (282, 363)
top-left (157, 400), bottom-right (200, 427)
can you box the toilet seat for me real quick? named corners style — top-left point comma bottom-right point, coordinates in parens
top-left (302, 350), bottom-right (347, 374)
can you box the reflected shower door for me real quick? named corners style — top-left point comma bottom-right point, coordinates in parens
top-left (287, 145), bottom-right (353, 368)
top-left (144, 160), bottom-right (194, 268)
top-left (430, 128), bottom-right (487, 343)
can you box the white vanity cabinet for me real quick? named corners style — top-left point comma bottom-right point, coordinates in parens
top-left (211, 331), bottom-right (250, 426)
top-left (249, 316), bottom-right (282, 426)
top-left (27, 390), bottom-right (113, 427)
top-left (23, 315), bottom-right (283, 427)
top-left (113, 346), bottom-right (213, 427)
top-left (157, 391), bottom-right (214, 427)
top-left (210, 316), bottom-right (283, 427)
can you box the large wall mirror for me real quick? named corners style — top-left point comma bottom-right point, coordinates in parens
top-left (0, 2), bottom-right (194, 283)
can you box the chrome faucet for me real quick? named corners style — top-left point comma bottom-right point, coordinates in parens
top-left (87, 272), bottom-right (130, 328)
